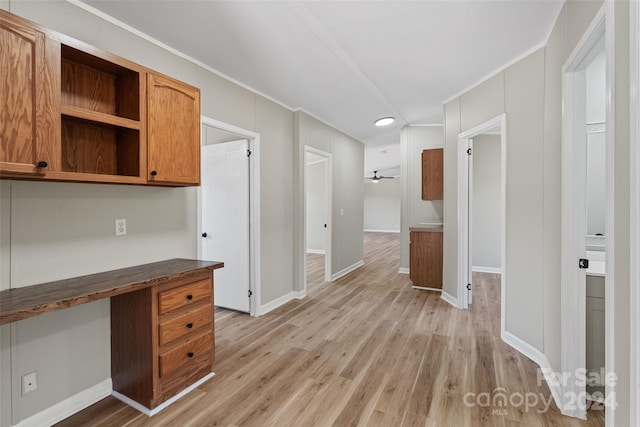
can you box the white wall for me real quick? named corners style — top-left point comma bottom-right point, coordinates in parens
top-left (444, 0), bottom-right (635, 423)
top-left (305, 160), bottom-right (326, 252)
top-left (0, 1), bottom-right (299, 424)
top-left (400, 126), bottom-right (444, 271)
top-left (363, 179), bottom-right (400, 232)
top-left (471, 134), bottom-right (502, 271)
top-left (585, 49), bottom-right (606, 236)
top-left (294, 111), bottom-right (364, 289)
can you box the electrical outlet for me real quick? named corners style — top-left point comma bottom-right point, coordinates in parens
top-left (22, 372), bottom-right (37, 395)
top-left (115, 219), bottom-right (127, 236)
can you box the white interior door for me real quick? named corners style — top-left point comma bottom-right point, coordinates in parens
top-left (202, 139), bottom-right (250, 312)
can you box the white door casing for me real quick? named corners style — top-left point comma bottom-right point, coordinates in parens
top-left (197, 116), bottom-right (261, 316)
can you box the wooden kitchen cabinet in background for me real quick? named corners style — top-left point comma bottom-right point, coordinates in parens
top-left (422, 148), bottom-right (443, 200)
top-left (0, 10), bottom-right (201, 187)
top-left (409, 228), bottom-right (443, 289)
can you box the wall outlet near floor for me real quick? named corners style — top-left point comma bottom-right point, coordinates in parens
top-left (22, 371), bottom-right (37, 395)
top-left (115, 219), bottom-right (127, 236)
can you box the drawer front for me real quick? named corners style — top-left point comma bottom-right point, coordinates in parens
top-left (158, 279), bottom-right (211, 314)
top-left (159, 332), bottom-right (212, 378)
top-left (159, 304), bottom-right (212, 346)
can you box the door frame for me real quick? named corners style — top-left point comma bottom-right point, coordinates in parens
top-left (303, 146), bottom-right (332, 287)
top-left (630, 0), bottom-right (640, 423)
top-left (457, 113), bottom-right (507, 337)
top-left (560, 4), bottom-right (613, 419)
top-left (197, 116), bottom-right (261, 317)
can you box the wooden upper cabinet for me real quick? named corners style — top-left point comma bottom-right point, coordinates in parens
top-left (147, 73), bottom-right (200, 186)
top-left (0, 11), bottom-right (60, 176)
top-left (0, 10), bottom-right (201, 187)
top-left (421, 148), bottom-right (443, 200)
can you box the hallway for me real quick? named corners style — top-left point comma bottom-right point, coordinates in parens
top-left (58, 232), bottom-right (604, 426)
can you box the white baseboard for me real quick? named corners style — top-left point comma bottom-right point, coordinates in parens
top-left (363, 229), bottom-right (400, 233)
top-left (13, 379), bottom-right (112, 427)
top-left (440, 291), bottom-right (459, 308)
top-left (502, 330), bottom-right (562, 412)
top-left (112, 373), bottom-right (214, 416)
top-left (306, 249), bottom-right (325, 255)
top-left (331, 260), bottom-right (364, 281)
top-left (412, 285), bottom-right (442, 292)
top-left (398, 267), bottom-right (410, 274)
top-left (259, 290), bottom-right (307, 316)
top-left (472, 266), bottom-right (503, 274)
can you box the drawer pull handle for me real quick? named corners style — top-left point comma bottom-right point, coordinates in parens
top-left (186, 294), bottom-right (193, 300)
top-left (150, 170), bottom-right (157, 176)
top-left (187, 352), bottom-right (194, 358)
top-left (186, 323), bottom-right (193, 329)
top-left (37, 161), bottom-right (48, 168)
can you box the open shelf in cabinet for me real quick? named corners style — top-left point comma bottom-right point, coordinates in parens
top-left (60, 44), bottom-right (143, 179)
top-left (61, 117), bottom-right (139, 176)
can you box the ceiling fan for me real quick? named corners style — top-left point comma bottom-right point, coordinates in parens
top-left (367, 171), bottom-right (394, 183)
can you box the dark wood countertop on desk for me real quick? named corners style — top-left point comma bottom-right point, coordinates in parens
top-left (409, 225), bottom-right (443, 233)
top-left (0, 258), bottom-right (224, 325)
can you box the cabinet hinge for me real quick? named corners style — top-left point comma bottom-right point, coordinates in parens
top-left (467, 148), bottom-right (472, 155)
top-left (467, 283), bottom-right (471, 291)
top-left (247, 149), bottom-right (252, 157)
top-left (248, 290), bottom-right (253, 297)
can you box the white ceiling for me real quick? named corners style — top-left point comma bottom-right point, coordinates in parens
top-left (82, 0), bottom-right (563, 175)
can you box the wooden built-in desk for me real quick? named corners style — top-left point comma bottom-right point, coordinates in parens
top-left (0, 258), bottom-right (224, 415)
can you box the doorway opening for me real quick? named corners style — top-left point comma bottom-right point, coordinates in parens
top-left (561, 5), bottom-right (613, 421)
top-left (304, 146), bottom-right (332, 289)
top-left (457, 114), bottom-right (507, 336)
top-left (198, 116), bottom-right (261, 316)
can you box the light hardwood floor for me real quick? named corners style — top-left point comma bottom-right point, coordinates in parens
top-left (57, 232), bottom-right (604, 426)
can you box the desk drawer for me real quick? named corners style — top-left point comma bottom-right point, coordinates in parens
top-left (159, 304), bottom-right (212, 346)
top-left (158, 279), bottom-right (211, 314)
top-left (159, 331), bottom-right (212, 378)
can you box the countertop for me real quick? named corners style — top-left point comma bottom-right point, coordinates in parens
top-left (0, 258), bottom-right (224, 325)
top-left (409, 224), bottom-right (443, 232)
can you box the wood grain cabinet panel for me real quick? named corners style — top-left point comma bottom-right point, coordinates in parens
top-left (1, 10), bottom-right (202, 187)
top-left (0, 10), bottom-right (60, 176)
top-left (421, 148), bottom-right (443, 200)
top-left (147, 73), bottom-right (200, 186)
top-left (111, 270), bottom-right (215, 411)
top-left (409, 229), bottom-right (443, 289)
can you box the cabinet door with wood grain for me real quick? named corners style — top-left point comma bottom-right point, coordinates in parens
top-left (0, 11), bottom-right (60, 176)
top-left (147, 73), bottom-right (200, 186)
top-left (421, 148), bottom-right (443, 200)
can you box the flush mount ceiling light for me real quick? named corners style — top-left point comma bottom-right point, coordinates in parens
top-left (374, 117), bottom-right (394, 127)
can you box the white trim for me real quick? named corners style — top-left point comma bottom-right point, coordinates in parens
top-left (630, 0), bottom-right (640, 423)
top-left (112, 373), bottom-right (214, 417)
top-left (457, 114), bottom-right (507, 343)
top-left (12, 379), bottom-right (112, 427)
top-left (440, 291), bottom-right (459, 308)
top-left (560, 4), bottom-right (609, 419)
top-left (411, 286), bottom-right (443, 292)
top-left (198, 116), bottom-right (261, 317)
top-left (331, 260), bottom-right (364, 281)
top-left (471, 266), bottom-right (503, 275)
top-left (398, 267), bottom-right (410, 275)
top-left (502, 331), bottom-right (562, 414)
top-left (303, 146), bottom-right (333, 286)
top-left (66, 0), bottom-right (294, 114)
top-left (306, 249), bottom-right (325, 255)
top-left (363, 229), bottom-right (400, 233)
top-left (258, 291), bottom-right (306, 316)
top-left (442, 42), bottom-right (546, 105)
top-left (407, 124), bottom-right (444, 127)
